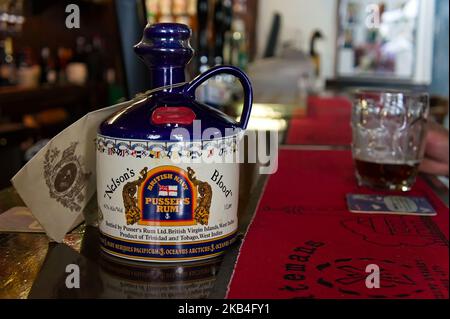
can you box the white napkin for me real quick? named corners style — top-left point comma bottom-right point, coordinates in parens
top-left (11, 83), bottom-right (187, 243)
top-left (11, 101), bottom-right (131, 242)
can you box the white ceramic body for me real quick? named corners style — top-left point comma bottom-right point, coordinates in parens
top-left (96, 134), bottom-right (239, 262)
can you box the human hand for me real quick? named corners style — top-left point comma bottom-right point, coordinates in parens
top-left (419, 121), bottom-right (449, 176)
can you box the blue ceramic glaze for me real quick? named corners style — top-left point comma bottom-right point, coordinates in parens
top-left (99, 23), bottom-right (253, 141)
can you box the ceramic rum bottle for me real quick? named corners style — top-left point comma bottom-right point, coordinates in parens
top-left (96, 23), bottom-right (253, 262)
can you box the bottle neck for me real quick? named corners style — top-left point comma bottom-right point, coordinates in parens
top-left (150, 67), bottom-right (185, 89)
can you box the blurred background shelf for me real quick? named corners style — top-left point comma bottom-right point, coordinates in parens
top-left (1, 84), bottom-right (90, 114)
top-left (0, 82), bottom-right (108, 189)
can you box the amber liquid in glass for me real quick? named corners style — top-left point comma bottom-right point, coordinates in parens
top-left (354, 159), bottom-right (420, 191)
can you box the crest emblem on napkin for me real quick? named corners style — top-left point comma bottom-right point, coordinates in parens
top-left (11, 100), bottom-right (132, 242)
top-left (44, 142), bottom-right (91, 212)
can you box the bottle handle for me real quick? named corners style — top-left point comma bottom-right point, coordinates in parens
top-left (184, 65), bottom-right (253, 130)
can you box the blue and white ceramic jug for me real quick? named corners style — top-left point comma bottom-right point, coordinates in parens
top-left (96, 23), bottom-right (253, 262)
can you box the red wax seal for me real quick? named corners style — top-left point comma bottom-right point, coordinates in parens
top-left (151, 107), bottom-right (196, 125)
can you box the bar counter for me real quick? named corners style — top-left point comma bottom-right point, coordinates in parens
top-left (0, 93), bottom-right (448, 299)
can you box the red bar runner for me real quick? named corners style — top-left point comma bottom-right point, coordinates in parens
top-left (286, 96), bottom-right (352, 145)
top-left (227, 149), bottom-right (449, 299)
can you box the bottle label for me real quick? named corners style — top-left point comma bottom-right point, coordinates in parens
top-left (137, 166), bottom-right (197, 226)
top-left (96, 134), bottom-right (239, 262)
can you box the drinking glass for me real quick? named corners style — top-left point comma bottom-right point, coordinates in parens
top-left (351, 90), bottom-right (429, 191)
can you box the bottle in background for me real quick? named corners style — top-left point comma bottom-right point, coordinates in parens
top-left (16, 47), bottom-right (40, 88)
top-left (196, 0), bottom-right (210, 74)
top-left (0, 1), bottom-right (8, 33)
top-left (145, 0), bottom-right (159, 24)
top-left (87, 36), bottom-right (106, 82)
top-left (55, 47), bottom-right (72, 84)
top-left (0, 37), bottom-right (16, 86)
top-left (106, 68), bottom-right (125, 105)
top-left (195, 0), bottom-right (236, 109)
top-left (39, 47), bottom-right (51, 84)
top-left (66, 36), bottom-right (88, 85)
top-left (159, 0), bottom-right (174, 22)
top-left (0, 39), bottom-right (8, 85)
top-left (231, 19), bottom-right (247, 70)
top-left (8, 0), bottom-right (25, 34)
top-left (213, 0), bottom-right (225, 66)
top-left (222, 0), bottom-right (233, 65)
